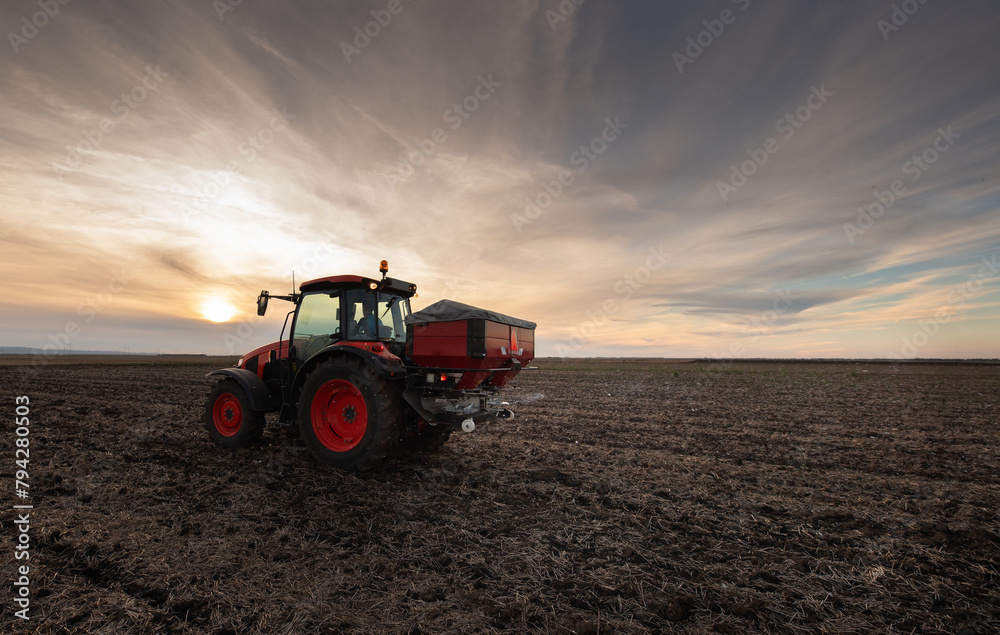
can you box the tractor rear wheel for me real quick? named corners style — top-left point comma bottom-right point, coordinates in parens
top-left (205, 379), bottom-right (265, 447)
top-left (406, 422), bottom-right (452, 452)
top-left (298, 357), bottom-right (401, 471)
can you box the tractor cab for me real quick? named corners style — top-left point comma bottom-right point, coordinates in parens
top-left (252, 260), bottom-right (416, 363)
top-left (284, 275), bottom-right (415, 362)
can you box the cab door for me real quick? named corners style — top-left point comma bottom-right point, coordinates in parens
top-left (290, 291), bottom-right (343, 361)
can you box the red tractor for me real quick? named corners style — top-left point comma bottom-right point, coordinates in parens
top-left (204, 261), bottom-right (535, 471)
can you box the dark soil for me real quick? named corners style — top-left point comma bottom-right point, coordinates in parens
top-left (2, 359), bottom-right (999, 633)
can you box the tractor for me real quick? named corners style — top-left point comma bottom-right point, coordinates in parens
top-left (204, 261), bottom-right (535, 471)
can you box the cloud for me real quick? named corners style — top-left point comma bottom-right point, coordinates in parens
top-left (1, 0), bottom-right (998, 357)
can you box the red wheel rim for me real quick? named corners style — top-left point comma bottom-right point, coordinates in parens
top-left (311, 379), bottom-right (368, 452)
top-left (213, 393), bottom-right (243, 437)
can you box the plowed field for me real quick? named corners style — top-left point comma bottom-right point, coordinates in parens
top-left (2, 359), bottom-right (998, 634)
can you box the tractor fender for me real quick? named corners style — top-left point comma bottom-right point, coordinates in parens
top-left (206, 368), bottom-right (277, 412)
top-left (291, 345), bottom-right (406, 400)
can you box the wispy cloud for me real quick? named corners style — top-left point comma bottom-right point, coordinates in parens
top-left (1, 0), bottom-right (998, 357)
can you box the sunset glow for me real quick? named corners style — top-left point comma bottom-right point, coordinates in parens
top-left (200, 297), bottom-right (237, 324)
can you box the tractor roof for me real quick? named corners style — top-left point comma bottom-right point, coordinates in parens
top-left (300, 275), bottom-right (417, 297)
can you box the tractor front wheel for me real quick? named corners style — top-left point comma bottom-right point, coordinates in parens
top-left (298, 357), bottom-right (401, 471)
top-left (205, 379), bottom-right (265, 447)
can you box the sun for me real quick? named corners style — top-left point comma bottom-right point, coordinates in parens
top-left (201, 297), bottom-right (237, 323)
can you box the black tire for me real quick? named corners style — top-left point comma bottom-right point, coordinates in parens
top-left (205, 379), bottom-right (265, 448)
top-left (297, 356), bottom-right (402, 471)
top-left (406, 423), bottom-right (452, 453)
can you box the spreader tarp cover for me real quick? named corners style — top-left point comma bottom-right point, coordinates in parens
top-left (406, 299), bottom-right (536, 330)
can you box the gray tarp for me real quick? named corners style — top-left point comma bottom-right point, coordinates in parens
top-left (406, 299), bottom-right (536, 329)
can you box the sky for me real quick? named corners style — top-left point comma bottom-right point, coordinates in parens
top-left (1, 0), bottom-right (998, 359)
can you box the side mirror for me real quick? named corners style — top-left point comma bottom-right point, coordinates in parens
top-left (256, 290), bottom-right (269, 316)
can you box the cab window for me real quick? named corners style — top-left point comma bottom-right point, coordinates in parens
top-left (344, 289), bottom-right (408, 342)
top-left (376, 293), bottom-right (409, 343)
top-left (293, 292), bottom-right (341, 359)
top-left (345, 289), bottom-right (377, 340)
